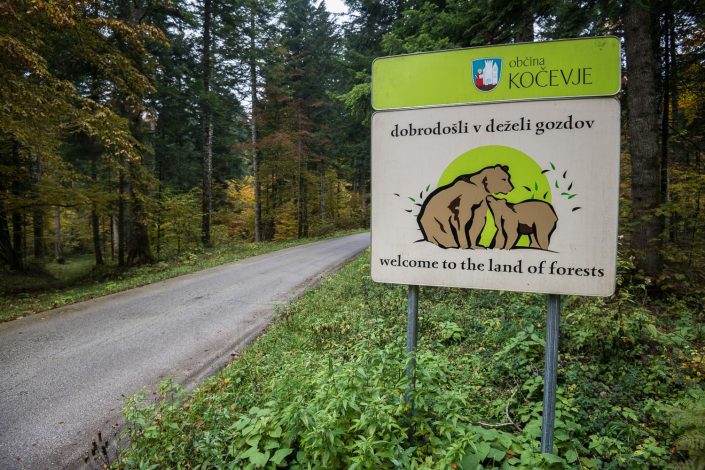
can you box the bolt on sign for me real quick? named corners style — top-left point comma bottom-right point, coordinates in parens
top-left (370, 38), bottom-right (621, 297)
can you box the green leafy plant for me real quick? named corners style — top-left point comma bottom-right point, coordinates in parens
top-left (115, 252), bottom-right (701, 469)
top-left (669, 393), bottom-right (705, 469)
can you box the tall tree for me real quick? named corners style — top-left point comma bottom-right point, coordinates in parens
top-left (1, 0), bottom-right (159, 269)
top-left (32, 155), bottom-right (45, 260)
top-left (249, 1), bottom-right (262, 242)
top-left (624, 0), bottom-right (664, 278)
top-left (200, 0), bottom-right (214, 247)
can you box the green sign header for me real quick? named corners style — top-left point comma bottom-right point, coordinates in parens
top-left (372, 37), bottom-right (621, 110)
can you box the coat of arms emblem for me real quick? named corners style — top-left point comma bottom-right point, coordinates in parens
top-left (472, 58), bottom-right (502, 92)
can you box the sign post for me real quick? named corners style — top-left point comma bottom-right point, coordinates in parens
top-left (405, 285), bottom-right (419, 415)
top-left (370, 37), bottom-right (621, 454)
top-left (541, 294), bottom-right (561, 453)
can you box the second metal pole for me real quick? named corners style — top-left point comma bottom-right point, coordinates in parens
top-left (541, 293), bottom-right (560, 453)
top-left (405, 285), bottom-right (419, 414)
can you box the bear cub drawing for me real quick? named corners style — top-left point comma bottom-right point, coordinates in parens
top-left (486, 195), bottom-right (558, 250)
top-left (418, 165), bottom-right (514, 249)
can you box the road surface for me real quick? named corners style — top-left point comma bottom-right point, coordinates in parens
top-left (0, 233), bottom-right (370, 469)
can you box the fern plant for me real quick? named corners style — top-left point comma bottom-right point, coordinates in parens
top-left (671, 401), bottom-right (705, 470)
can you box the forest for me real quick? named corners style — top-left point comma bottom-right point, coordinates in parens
top-left (1, 0), bottom-right (368, 278)
top-left (2, 0), bottom-right (705, 468)
top-left (1, 0), bottom-right (704, 299)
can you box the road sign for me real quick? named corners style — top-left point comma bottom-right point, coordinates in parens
top-left (371, 97), bottom-right (620, 296)
top-left (372, 37), bottom-right (621, 110)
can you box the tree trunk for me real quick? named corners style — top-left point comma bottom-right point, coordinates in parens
top-left (669, 14), bottom-right (679, 154)
top-left (155, 136), bottom-right (162, 261)
top-left (102, 216), bottom-right (108, 262)
top-left (91, 212), bottom-right (103, 265)
top-left (156, 181), bottom-right (162, 261)
top-left (91, 152), bottom-right (104, 265)
top-left (127, 185), bottom-right (154, 265)
top-left (250, 3), bottom-right (261, 242)
top-left (88, 74), bottom-right (104, 265)
top-left (33, 210), bottom-right (44, 260)
top-left (319, 161), bottom-right (326, 221)
top-left (361, 183), bottom-right (367, 228)
top-left (664, 1), bottom-right (679, 242)
top-left (110, 214), bottom-right (117, 261)
top-left (32, 155), bottom-right (44, 260)
top-left (201, 0), bottom-right (213, 247)
top-left (352, 154), bottom-right (359, 194)
top-left (302, 183), bottom-right (308, 237)
top-left (660, 0), bottom-right (670, 239)
top-left (53, 206), bottom-right (64, 264)
top-left (121, 0), bottom-right (153, 264)
top-left (118, 172), bottom-right (126, 267)
top-left (22, 214), bottom-right (28, 259)
top-left (624, 0), bottom-right (663, 278)
top-left (0, 145), bottom-right (10, 266)
top-left (296, 111), bottom-right (308, 238)
top-left (11, 141), bottom-right (23, 270)
top-left (0, 196), bottom-right (12, 267)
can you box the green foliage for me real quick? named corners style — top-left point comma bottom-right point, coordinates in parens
top-left (669, 390), bottom-right (705, 469)
top-left (156, 189), bottom-right (201, 256)
top-left (336, 81), bottom-right (372, 124)
top-left (1, 0), bottom-right (368, 277)
top-left (116, 252), bottom-right (704, 469)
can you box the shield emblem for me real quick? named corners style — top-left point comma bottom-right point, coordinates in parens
top-left (472, 58), bottom-right (502, 92)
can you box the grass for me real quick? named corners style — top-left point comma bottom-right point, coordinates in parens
top-left (0, 229), bottom-right (365, 323)
top-left (114, 251), bottom-right (705, 469)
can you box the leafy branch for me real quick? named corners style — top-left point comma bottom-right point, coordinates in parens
top-left (395, 184), bottom-right (431, 217)
top-left (542, 162), bottom-right (581, 212)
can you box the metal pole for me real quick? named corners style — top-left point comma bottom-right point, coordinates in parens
top-left (541, 294), bottom-right (560, 453)
top-left (405, 285), bottom-right (419, 413)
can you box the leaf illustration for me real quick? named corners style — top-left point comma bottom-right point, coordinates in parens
top-left (572, 207), bottom-right (581, 212)
top-left (408, 197), bottom-right (415, 202)
top-left (561, 192), bottom-right (569, 196)
top-left (550, 162), bottom-right (556, 170)
top-left (568, 194), bottom-right (577, 199)
top-left (426, 184), bottom-right (430, 192)
top-left (534, 182), bottom-right (538, 191)
top-left (554, 181), bottom-right (559, 189)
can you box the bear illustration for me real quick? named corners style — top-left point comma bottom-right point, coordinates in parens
top-left (486, 195), bottom-right (558, 250)
top-left (418, 165), bottom-right (513, 249)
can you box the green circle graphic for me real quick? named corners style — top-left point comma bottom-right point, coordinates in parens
top-left (438, 145), bottom-right (551, 247)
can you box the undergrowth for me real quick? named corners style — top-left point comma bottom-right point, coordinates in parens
top-left (115, 251), bottom-right (705, 469)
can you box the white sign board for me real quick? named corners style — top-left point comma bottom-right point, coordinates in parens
top-left (371, 97), bottom-right (620, 296)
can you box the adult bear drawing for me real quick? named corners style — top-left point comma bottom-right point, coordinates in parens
top-left (486, 195), bottom-right (558, 250)
top-left (418, 165), bottom-right (513, 249)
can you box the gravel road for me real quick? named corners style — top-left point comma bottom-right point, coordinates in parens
top-left (0, 233), bottom-right (370, 469)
